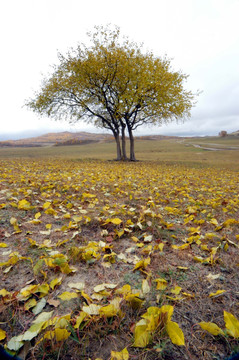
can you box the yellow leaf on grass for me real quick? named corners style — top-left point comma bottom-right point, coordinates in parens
top-left (99, 304), bottom-right (120, 317)
top-left (0, 243), bottom-right (8, 248)
top-left (24, 298), bottom-right (37, 310)
top-left (125, 293), bottom-right (144, 309)
top-left (0, 328), bottom-right (6, 340)
top-left (50, 277), bottom-right (62, 290)
top-left (154, 278), bottom-right (167, 290)
top-left (141, 279), bottom-right (150, 295)
top-left (81, 291), bottom-right (92, 304)
top-left (18, 199), bottom-right (32, 210)
top-left (82, 304), bottom-right (100, 315)
top-left (44, 328), bottom-right (71, 341)
top-left (159, 305), bottom-right (174, 322)
top-left (155, 243), bottom-right (164, 252)
top-left (37, 283), bottom-right (50, 297)
top-left (210, 218), bottom-right (218, 226)
top-left (0, 289), bottom-right (11, 297)
top-left (133, 320), bottom-right (151, 347)
top-left (209, 290), bottom-right (226, 298)
top-left (115, 284), bottom-right (131, 296)
top-left (133, 257), bottom-right (150, 271)
top-left (110, 218), bottom-right (122, 225)
top-left (199, 322), bottom-right (224, 336)
top-left (58, 292), bottom-right (78, 301)
top-left (43, 201), bottom-right (51, 209)
top-left (166, 321), bottom-right (185, 346)
top-left (224, 311), bottom-right (239, 338)
top-left (35, 212), bottom-right (41, 219)
top-left (111, 347), bottom-right (129, 360)
top-left (171, 286), bottom-right (182, 295)
top-left (19, 284), bottom-right (38, 300)
top-left (68, 282), bottom-right (85, 291)
top-left (222, 219), bottom-right (238, 227)
top-left (172, 243), bottom-right (190, 250)
top-left (74, 311), bottom-right (88, 329)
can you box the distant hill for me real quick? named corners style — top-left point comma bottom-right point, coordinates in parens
top-left (0, 131), bottom-right (114, 147)
top-left (231, 130), bottom-right (239, 136)
top-left (0, 131), bottom-right (180, 147)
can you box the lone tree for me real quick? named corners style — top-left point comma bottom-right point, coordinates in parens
top-left (26, 25), bottom-right (196, 161)
top-left (219, 130), bottom-right (227, 137)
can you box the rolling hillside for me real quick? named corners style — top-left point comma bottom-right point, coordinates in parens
top-left (0, 131), bottom-right (114, 147)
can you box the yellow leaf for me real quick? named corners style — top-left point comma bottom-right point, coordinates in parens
top-left (35, 212), bottom-right (41, 219)
top-left (159, 305), bottom-right (174, 322)
top-left (0, 243), bottom-right (8, 248)
top-left (44, 328), bottom-right (70, 341)
top-left (171, 286), bottom-right (182, 295)
top-left (177, 266), bottom-right (188, 270)
top-left (74, 311), bottom-right (87, 329)
top-left (141, 279), bottom-right (150, 295)
top-left (156, 243), bottom-right (164, 251)
top-left (0, 328), bottom-right (6, 340)
top-left (28, 238), bottom-right (37, 246)
top-left (99, 304), bottom-right (120, 317)
top-left (133, 320), bottom-right (151, 347)
top-left (58, 291), bottom-right (78, 301)
top-left (68, 282), bottom-right (85, 291)
top-left (166, 321), bottom-right (185, 346)
top-left (154, 278), bottom-right (168, 290)
top-left (224, 311), bottom-right (239, 338)
top-left (222, 219), bottom-right (238, 227)
top-left (133, 257), bottom-right (150, 271)
top-left (209, 290), bottom-right (226, 298)
top-left (172, 243), bottom-right (190, 250)
top-left (18, 199), bottom-right (32, 210)
top-left (72, 215), bottom-right (82, 223)
top-left (0, 289), bottom-right (11, 297)
top-left (25, 298), bottom-right (37, 310)
top-left (115, 284), bottom-right (131, 296)
top-left (199, 322), bottom-right (224, 336)
top-left (110, 218), bottom-right (122, 225)
top-left (182, 292), bottom-right (195, 298)
top-left (50, 277), bottom-right (62, 290)
top-left (43, 201), bottom-right (51, 209)
top-left (111, 347), bottom-right (129, 360)
top-left (81, 291), bottom-right (92, 304)
top-left (55, 328), bottom-right (71, 341)
top-left (82, 304), bottom-right (100, 315)
top-left (37, 283), bottom-right (50, 297)
top-left (125, 293), bottom-right (144, 309)
top-left (19, 284), bottom-right (38, 300)
top-left (210, 218), bottom-right (218, 226)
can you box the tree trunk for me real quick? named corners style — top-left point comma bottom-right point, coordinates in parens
top-left (128, 127), bottom-right (136, 161)
top-left (121, 123), bottom-right (128, 160)
top-left (113, 131), bottom-right (122, 160)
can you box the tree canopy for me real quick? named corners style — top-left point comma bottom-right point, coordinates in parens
top-left (27, 25), bottom-right (196, 160)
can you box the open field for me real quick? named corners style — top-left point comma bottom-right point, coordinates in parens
top-left (0, 138), bottom-right (239, 359)
top-left (0, 136), bottom-right (239, 169)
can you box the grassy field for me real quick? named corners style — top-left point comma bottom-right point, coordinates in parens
top-left (0, 137), bottom-right (238, 360)
top-left (0, 136), bottom-right (239, 169)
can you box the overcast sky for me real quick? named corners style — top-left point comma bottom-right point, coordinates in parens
top-left (1, 0), bottom-right (239, 140)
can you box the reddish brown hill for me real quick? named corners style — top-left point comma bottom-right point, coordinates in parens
top-left (0, 131), bottom-right (114, 147)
